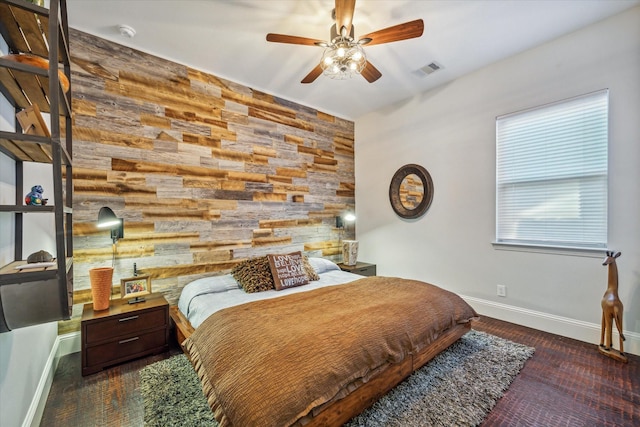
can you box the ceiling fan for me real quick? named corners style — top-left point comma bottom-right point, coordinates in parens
top-left (266, 0), bottom-right (424, 84)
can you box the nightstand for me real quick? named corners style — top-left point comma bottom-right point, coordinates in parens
top-left (81, 293), bottom-right (169, 376)
top-left (337, 262), bottom-right (377, 277)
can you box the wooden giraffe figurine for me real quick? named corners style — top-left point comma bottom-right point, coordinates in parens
top-left (599, 251), bottom-right (627, 362)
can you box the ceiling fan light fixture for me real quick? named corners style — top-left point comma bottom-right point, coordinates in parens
top-left (265, 3), bottom-right (424, 84)
top-left (320, 40), bottom-right (367, 80)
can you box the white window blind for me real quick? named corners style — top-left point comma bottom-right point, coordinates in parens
top-left (496, 90), bottom-right (608, 249)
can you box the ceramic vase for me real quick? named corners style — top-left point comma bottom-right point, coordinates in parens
top-left (342, 240), bottom-right (359, 266)
top-left (89, 267), bottom-right (113, 311)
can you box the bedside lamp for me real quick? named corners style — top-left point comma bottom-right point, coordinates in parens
top-left (336, 211), bottom-right (356, 249)
top-left (97, 207), bottom-right (123, 267)
top-left (97, 207), bottom-right (124, 244)
top-left (335, 212), bottom-right (358, 266)
top-left (335, 212), bottom-right (356, 229)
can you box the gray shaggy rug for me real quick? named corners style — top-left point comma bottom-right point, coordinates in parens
top-left (140, 330), bottom-right (534, 426)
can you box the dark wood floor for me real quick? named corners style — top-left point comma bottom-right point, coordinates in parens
top-left (41, 316), bottom-right (639, 426)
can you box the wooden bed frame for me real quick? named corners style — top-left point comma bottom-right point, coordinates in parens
top-left (169, 306), bottom-right (470, 426)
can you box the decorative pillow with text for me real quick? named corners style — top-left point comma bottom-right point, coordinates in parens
top-left (268, 252), bottom-right (310, 291)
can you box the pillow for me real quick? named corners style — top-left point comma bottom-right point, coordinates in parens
top-left (307, 257), bottom-right (340, 275)
top-left (231, 256), bottom-right (275, 293)
top-left (178, 274), bottom-right (240, 316)
top-left (268, 252), bottom-right (309, 291)
top-left (302, 255), bottom-right (320, 281)
top-left (183, 274), bottom-right (240, 294)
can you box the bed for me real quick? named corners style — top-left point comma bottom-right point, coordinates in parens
top-left (171, 256), bottom-right (478, 426)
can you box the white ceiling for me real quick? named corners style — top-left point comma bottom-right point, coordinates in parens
top-left (66, 0), bottom-right (638, 120)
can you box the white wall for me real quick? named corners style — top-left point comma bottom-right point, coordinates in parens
top-left (0, 322), bottom-right (58, 427)
top-left (356, 7), bottom-right (640, 352)
top-left (0, 97), bottom-right (15, 267)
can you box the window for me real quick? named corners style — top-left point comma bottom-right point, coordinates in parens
top-left (496, 90), bottom-right (608, 250)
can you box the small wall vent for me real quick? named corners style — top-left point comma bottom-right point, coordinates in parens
top-left (419, 62), bottom-right (442, 75)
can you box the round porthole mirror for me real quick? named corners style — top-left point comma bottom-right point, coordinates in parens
top-left (389, 164), bottom-right (434, 219)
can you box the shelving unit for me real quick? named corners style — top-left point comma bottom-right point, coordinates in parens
top-left (0, 0), bottom-right (73, 332)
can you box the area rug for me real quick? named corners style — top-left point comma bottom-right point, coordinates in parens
top-left (140, 330), bottom-right (534, 426)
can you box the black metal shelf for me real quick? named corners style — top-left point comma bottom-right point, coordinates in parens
top-left (0, 130), bottom-right (72, 164)
top-left (0, 0), bottom-right (73, 332)
top-left (0, 204), bottom-right (55, 212)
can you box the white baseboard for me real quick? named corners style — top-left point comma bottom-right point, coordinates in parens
top-left (24, 332), bottom-right (80, 427)
top-left (462, 295), bottom-right (640, 356)
top-left (58, 331), bottom-right (81, 357)
top-left (23, 336), bottom-right (59, 427)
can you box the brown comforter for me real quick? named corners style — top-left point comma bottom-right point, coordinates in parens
top-left (183, 276), bottom-right (477, 427)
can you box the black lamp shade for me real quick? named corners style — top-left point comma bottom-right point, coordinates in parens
top-left (97, 207), bottom-right (123, 242)
top-left (336, 212), bottom-right (356, 228)
top-left (97, 207), bottom-right (118, 227)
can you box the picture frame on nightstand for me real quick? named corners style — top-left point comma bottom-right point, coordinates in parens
top-left (120, 275), bottom-right (151, 303)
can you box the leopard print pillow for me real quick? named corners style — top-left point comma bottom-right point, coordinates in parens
top-left (231, 256), bottom-right (275, 293)
top-left (302, 255), bottom-right (319, 281)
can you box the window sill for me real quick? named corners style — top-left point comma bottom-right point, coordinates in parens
top-left (492, 241), bottom-right (607, 258)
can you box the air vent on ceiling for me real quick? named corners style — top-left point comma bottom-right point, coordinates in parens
top-left (419, 62), bottom-right (442, 75)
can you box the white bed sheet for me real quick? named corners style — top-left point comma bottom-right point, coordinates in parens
top-left (178, 258), bottom-right (362, 329)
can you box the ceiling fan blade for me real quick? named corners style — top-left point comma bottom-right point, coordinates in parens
top-left (301, 64), bottom-right (323, 84)
top-left (266, 33), bottom-right (325, 46)
top-left (335, 0), bottom-right (356, 36)
top-left (359, 19), bottom-right (424, 46)
top-left (361, 61), bottom-right (382, 83)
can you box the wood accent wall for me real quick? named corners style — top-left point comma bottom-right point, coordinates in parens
top-left (69, 30), bottom-right (355, 306)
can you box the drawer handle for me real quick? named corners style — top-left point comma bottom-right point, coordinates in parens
top-left (119, 315), bottom-right (139, 322)
top-left (119, 337), bottom-right (140, 344)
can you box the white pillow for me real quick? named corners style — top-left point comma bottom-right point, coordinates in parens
top-left (178, 274), bottom-right (240, 316)
top-left (307, 257), bottom-right (340, 275)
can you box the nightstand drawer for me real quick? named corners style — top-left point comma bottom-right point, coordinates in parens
top-left (85, 328), bottom-right (167, 368)
top-left (84, 307), bottom-right (167, 345)
top-left (349, 266), bottom-right (376, 276)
